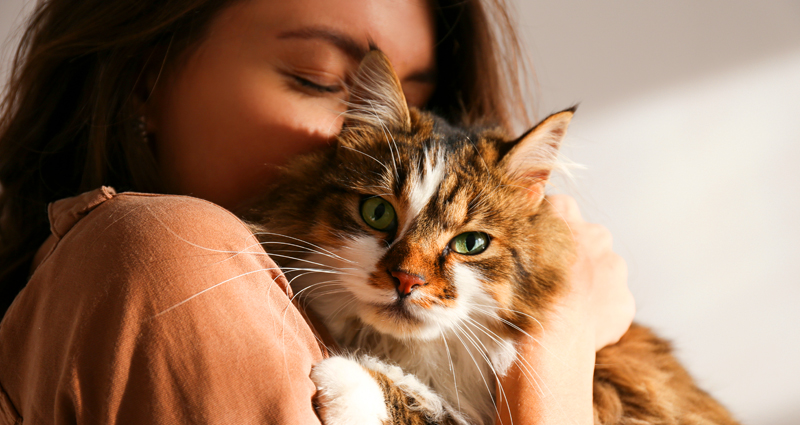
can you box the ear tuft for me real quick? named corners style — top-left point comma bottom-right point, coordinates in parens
top-left (500, 108), bottom-right (575, 204)
top-left (343, 50), bottom-right (411, 131)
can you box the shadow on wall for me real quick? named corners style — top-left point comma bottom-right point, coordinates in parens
top-left (516, 0), bottom-right (800, 113)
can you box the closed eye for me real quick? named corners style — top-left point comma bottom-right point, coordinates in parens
top-left (293, 75), bottom-right (343, 94)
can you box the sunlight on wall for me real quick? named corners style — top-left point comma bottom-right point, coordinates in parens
top-left (554, 50), bottom-right (800, 424)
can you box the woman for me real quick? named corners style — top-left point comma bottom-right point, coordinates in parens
top-left (0, 0), bottom-right (633, 423)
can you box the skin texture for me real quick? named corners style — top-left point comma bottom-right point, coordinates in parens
top-left (144, 1), bottom-right (635, 424)
top-left (147, 0), bottom-right (436, 210)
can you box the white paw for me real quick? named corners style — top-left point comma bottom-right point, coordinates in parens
top-left (310, 356), bottom-right (389, 425)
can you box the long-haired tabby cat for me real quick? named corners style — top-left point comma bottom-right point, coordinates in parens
top-left (244, 51), bottom-right (739, 425)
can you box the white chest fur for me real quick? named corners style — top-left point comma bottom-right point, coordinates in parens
top-left (327, 307), bottom-right (517, 424)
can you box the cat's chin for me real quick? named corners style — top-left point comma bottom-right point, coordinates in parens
top-left (359, 303), bottom-right (443, 341)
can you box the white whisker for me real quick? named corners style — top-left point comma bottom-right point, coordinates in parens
top-left (441, 331), bottom-right (461, 410)
top-left (452, 323), bottom-right (501, 422)
top-left (251, 232), bottom-right (354, 263)
top-left (153, 267), bottom-right (282, 318)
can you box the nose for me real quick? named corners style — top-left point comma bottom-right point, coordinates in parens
top-left (390, 270), bottom-right (426, 297)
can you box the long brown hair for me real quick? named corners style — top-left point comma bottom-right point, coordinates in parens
top-left (0, 0), bottom-right (533, 316)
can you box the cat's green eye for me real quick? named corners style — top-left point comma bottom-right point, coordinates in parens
top-left (450, 232), bottom-right (489, 255)
top-left (361, 197), bottom-right (397, 231)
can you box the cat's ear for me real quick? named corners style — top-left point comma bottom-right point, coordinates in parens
top-left (344, 49), bottom-right (412, 131)
top-left (499, 107), bottom-right (575, 205)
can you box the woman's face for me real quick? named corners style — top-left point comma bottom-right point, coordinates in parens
top-left (148, 0), bottom-right (436, 209)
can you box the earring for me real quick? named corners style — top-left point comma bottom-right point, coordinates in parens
top-left (138, 115), bottom-right (149, 144)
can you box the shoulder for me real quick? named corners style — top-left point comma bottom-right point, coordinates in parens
top-left (95, 191), bottom-right (251, 237)
top-left (30, 189), bottom-right (288, 318)
top-left (39, 189), bottom-right (275, 287)
top-left (64, 191), bottom-right (258, 256)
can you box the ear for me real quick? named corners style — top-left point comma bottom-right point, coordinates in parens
top-left (344, 49), bottom-right (411, 131)
top-left (500, 107), bottom-right (575, 205)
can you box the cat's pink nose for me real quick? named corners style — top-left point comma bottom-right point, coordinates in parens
top-left (390, 270), bottom-right (425, 297)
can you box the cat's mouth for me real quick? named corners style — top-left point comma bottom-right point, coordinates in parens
top-left (357, 299), bottom-right (441, 340)
top-left (379, 300), bottom-right (419, 322)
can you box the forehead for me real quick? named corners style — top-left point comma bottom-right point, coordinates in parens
top-left (227, 0), bottom-right (436, 77)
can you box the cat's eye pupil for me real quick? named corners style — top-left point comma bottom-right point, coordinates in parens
top-left (465, 234), bottom-right (475, 251)
top-left (361, 197), bottom-right (396, 232)
top-left (373, 203), bottom-right (385, 220)
top-left (450, 232), bottom-right (489, 255)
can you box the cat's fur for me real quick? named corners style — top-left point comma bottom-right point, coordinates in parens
top-left (244, 51), bottom-right (739, 425)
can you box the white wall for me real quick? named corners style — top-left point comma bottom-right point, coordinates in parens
top-left (2, 0), bottom-right (798, 423)
top-left (0, 0), bottom-right (32, 88)
top-left (516, 1), bottom-right (800, 424)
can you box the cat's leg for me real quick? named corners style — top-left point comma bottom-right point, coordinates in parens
top-left (311, 355), bottom-right (469, 425)
top-left (310, 356), bottom-right (390, 425)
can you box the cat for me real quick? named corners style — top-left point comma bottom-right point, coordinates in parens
top-left (243, 51), bottom-right (740, 425)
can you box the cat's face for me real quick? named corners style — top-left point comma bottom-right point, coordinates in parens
top-left (250, 51), bottom-right (574, 340)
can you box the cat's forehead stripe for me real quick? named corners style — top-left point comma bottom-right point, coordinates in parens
top-left (406, 148), bottom-right (446, 222)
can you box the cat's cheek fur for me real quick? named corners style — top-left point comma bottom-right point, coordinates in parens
top-left (336, 235), bottom-right (392, 305)
top-left (407, 264), bottom-right (497, 340)
top-left (310, 357), bottom-right (390, 425)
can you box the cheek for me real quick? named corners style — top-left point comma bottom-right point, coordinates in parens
top-left (153, 65), bottom-right (345, 208)
top-left (243, 90), bottom-right (345, 160)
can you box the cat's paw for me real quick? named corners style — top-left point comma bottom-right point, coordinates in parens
top-left (310, 356), bottom-right (389, 425)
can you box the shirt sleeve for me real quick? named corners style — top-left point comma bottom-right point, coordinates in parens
top-left (0, 192), bottom-right (325, 424)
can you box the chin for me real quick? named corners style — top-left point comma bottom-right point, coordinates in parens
top-left (359, 302), bottom-right (444, 341)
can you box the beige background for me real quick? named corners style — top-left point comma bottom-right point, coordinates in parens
top-left (2, 1), bottom-right (799, 424)
top-left (515, 2), bottom-right (800, 424)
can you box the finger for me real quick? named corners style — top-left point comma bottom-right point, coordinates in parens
top-left (584, 223), bottom-right (613, 248)
top-left (547, 194), bottom-right (582, 222)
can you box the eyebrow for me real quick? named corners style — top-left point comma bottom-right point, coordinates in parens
top-left (277, 26), bottom-right (369, 62)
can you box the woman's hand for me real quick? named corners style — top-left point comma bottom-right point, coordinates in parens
top-left (495, 194), bottom-right (634, 425)
top-left (547, 194), bottom-right (635, 351)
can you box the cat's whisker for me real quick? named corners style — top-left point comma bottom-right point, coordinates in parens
top-left (463, 316), bottom-right (546, 402)
top-left (256, 240), bottom-right (354, 263)
top-left (279, 266), bottom-right (351, 277)
top-left (370, 110), bottom-right (400, 181)
top-left (287, 278), bottom-right (340, 302)
top-left (305, 289), bottom-right (351, 304)
top-left (467, 305), bottom-right (574, 389)
top-left (470, 307), bottom-right (564, 366)
top-left (471, 303), bottom-right (547, 335)
top-left (153, 266), bottom-right (286, 318)
top-left (267, 253), bottom-right (357, 273)
top-left (280, 280), bottom-right (345, 352)
top-left (341, 145), bottom-right (392, 175)
top-left (146, 206), bottom-right (269, 264)
top-left (251, 232), bottom-right (354, 263)
top-left (463, 316), bottom-right (567, 418)
top-left (451, 323), bottom-right (504, 423)
top-left (460, 319), bottom-right (538, 418)
top-left (354, 104), bottom-right (398, 178)
top-left (439, 331), bottom-right (461, 411)
top-left (458, 320), bottom-right (517, 425)
top-left (326, 296), bottom-right (358, 324)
